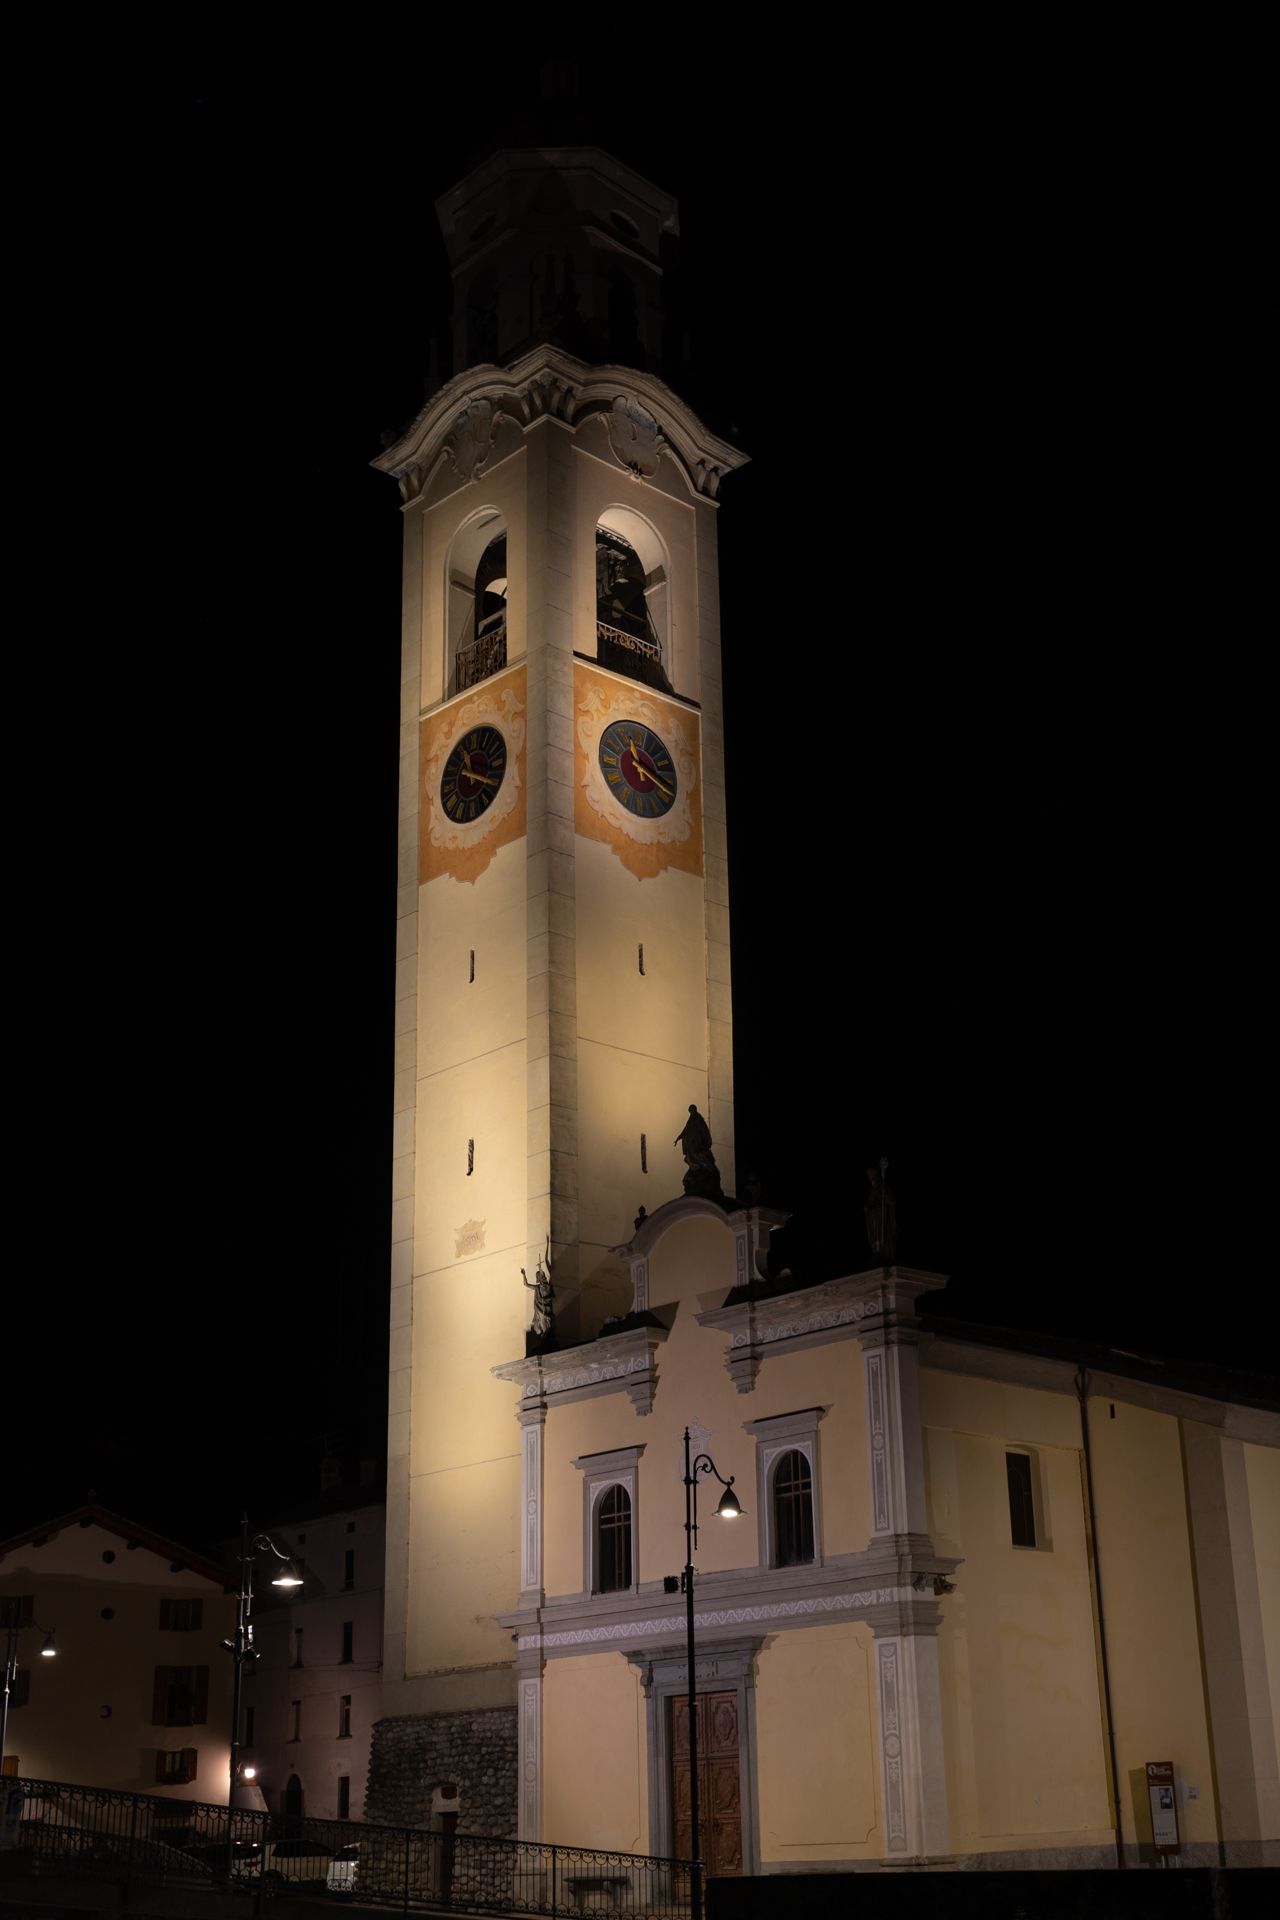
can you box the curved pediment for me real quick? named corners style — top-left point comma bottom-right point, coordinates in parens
top-left (371, 347), bottom-right (748, 507)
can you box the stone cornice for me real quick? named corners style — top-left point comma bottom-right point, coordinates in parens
top-left (696, 1266), bottom-right (949, 1393)
top-left (925, 1335), bottom-right (1280, 1443)
top-left (497, 1542), bottom-right (961, 1655)
top-left (371, 347), bottom-right (748, 506)
top-left (492, 1324), bottom-right (669, 1416)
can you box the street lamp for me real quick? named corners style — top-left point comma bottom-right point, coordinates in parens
top-left (681, 1427), bottom-right (742, 1920)
top-left (222, 1515), bottom-right (303, 1814)
top-left (2, 1619), bottom-right (56, 1773)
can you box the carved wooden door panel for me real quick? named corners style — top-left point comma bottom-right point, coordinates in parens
top-left (670, 1691), bottom-right (743, 1878)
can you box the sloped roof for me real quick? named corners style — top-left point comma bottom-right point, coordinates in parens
top-left (0, 1503), bottom-right (233, 1589)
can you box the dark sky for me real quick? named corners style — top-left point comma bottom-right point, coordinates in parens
top-left (8, 49), bottom-right (1272, 1547)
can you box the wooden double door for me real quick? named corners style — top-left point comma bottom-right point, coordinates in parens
top-left (670, 1691), bottom-right (743, 1878)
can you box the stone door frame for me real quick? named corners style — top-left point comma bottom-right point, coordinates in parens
top-left (627, 1636), bottom-right (763, 1877)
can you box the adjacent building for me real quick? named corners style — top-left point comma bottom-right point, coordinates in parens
top-left (237, 1497), bottom-right (384, 1825)
top-left (0, 1504), bottom-right (234, 1800)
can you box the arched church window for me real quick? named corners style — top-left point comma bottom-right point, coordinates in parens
top-left (450, 524), bottom-right (508, 695)
top-left (595, 1484), bottom-right (633, 1594)
top-left (772, 1451), bottom-right (814, 1568)
top-left (595, 527), bottom-right (671, 694)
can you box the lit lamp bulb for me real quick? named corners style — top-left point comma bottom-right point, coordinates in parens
top-left (243, 1766), bottom-right (257, 1780)
top-left (40, 1632), bottom-right (57, 1659)
top-left (715, 1485), bottom-right (742, 1521)
top-left (270, 1563), bottom-right (303, 1589)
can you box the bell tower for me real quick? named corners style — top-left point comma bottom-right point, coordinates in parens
top-left (372, 148), bottom-right (746, 1772)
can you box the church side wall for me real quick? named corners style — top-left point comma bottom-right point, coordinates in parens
top-left (754, 1624), bottom-right (881, 1867)
top-left (1088, 1402), bottom-right (1218, 1856)
top-left (1244, 1440), bottom-right (1280, 1811)
top-left (921, 1375), bottom-right (1114, 1862)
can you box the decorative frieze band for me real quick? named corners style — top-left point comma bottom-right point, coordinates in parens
top-left (519, 1585), bottom-right (925, 1654)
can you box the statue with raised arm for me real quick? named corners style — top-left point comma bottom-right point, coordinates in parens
top-left (522, 1237), bottom-right (555, 1343)
top-left (864, 1157), bottom-right (897, 1261)
top-left (675, 1103), bottom-right (723, 1199)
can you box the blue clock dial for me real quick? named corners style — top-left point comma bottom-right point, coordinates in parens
top-left (598, 721), bottom-right (678, 818)
top-left (441, 725), bottom-right (507, 824)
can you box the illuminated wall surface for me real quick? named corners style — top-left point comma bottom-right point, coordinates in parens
top-left (376, 148), bottom-right (1280, 1872)
top-left (0, 1513), bottom-right (234, 1799)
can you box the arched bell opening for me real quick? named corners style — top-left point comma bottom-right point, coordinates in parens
top-left (447, 513), bottom-right (508, 696)
top-left (595, 508), bottom-right (673, 695)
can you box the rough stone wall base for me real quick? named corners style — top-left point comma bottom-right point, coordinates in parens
top-left (365, 1708), bottom-right (518, 1837)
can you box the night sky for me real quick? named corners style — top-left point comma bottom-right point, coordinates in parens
top-left (9, 50), bottom-right (1272, 1550)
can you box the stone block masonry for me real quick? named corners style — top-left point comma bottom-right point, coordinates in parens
top-left (365, 1708), bottom-right (518, 1836)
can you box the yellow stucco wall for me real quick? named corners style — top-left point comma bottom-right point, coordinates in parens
top-left (1245, 1441), bottom-right (1280, 1785)
top-left (406, 1454), bottom-right (520, 1676)
top-left (541, 1212), bottom-right (869, 1594)
top-left (1089, 1401), bottom-right (1217, 1847)
top-left (755, 1624), bottom-right (881, 1863)
top-left (543, 1655), bottom-right (648, 1851)
top-left (922, 1376), bottom-right (1112, 1855)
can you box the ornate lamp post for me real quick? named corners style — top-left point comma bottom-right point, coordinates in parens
top-left (222, 1516), bottom-right (302, 1813)
top-left (1, 1618), bottom-right (56, 1771)
top-left (681, 1427), bottom-right (742, 1920)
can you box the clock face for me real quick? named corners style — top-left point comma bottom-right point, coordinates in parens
top-left (441, 725), bottom-right (507, 824)
top-left (598, 721), bottom-right (678, 818)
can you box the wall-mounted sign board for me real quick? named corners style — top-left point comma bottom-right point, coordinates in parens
top-left (1146, 1760), bottom-right (1180, 1855)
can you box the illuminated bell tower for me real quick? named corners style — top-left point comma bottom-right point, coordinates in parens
top-left (373, 150), bottom-right (746, 1756)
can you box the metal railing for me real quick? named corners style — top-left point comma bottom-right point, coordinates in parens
top-left (456, 619), bottom-right (508, 691)
top-left (597, 619), bottom-right (661, 664)
top-left (0, 1775), bottom-right (695, 1915)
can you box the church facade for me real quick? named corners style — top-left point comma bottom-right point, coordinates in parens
top-left (369, 148), bottom-right (1280, 1874)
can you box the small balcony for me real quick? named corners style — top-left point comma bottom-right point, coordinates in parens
top-left (597, 620), bottom-right (671, 693)
top-left (455, 616), bottom-right (507, 692)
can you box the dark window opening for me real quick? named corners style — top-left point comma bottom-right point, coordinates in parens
top-left (343, 1550), bottom-right (355, 1592)
top-left (159, 1597), bottom-right (203, 1632)
top-left (338, 1694), bottom-right (352, 1739)
top-left (0, 1598), bottom-right (34, 1631)
top-left (8, 1669), bottom-right (30, 1710)
top-left (340, 1621), bottom-right (354, 1663)
top-left (1007, 1451), bottom-right (1037, 1548)
top-left (773, 1450), bottom-right (815, 1567)
top-left (455, 530), bottom-right (508, 693)
top-left (596, 1485), bottom-right (632, 1594)
top-left (338, 1775), bottom-right (351, 1820)
top-left (153, 1665), bottom-right (209, 1727)
top-left (595, 528), bottom-right (671, 692)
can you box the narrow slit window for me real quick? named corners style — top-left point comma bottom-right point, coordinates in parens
top-left (638, 943), bottom-right (645, 975)
top-left (467, 1138), bottom-right (474, 1177)
top-left (640, 1133), bottom-right (647, 1173)
top-left (469, 949), bottom-right (475, 983)
top-left (1006, 1451), bottom-right (1036, 1547)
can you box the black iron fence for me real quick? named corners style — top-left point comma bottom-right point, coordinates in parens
top-left (0, 1775), bottom-right (695, 1915)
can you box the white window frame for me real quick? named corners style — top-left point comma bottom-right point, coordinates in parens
top-left (572, 1445), bottom-right (644, 1596)
top-left (742, 1408), bottom-right (826, 1570)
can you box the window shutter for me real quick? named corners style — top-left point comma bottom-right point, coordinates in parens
top-left (155, 1750), bottom-right (168, 1784)
top-left (152, 1668), bottom-right (170, 1725)
top-left (190, 1599), bottom-right (203, 1631)
top-left (185, 1748), bottom-right (198, 1784)
top-left (193, 1666), bottom-right (209, 1725)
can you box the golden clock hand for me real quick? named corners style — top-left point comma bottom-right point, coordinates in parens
top-left (627, 743), bottom-right (672, 799)
top-left (460, 769), bottom-right (500, 788)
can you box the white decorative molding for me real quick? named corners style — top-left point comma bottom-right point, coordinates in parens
top-left (519, 1414), bottom-right (544, 1597)
top-left (867, 1350), bottom-right (891, 1533)
top-left (607, 395), bottom-right (662, 478)
top-left (696, 1264), bottom-right (945, 1395)
top-left (518, 1674), bottom-right (541, 1842)
top-left (521, 1586), bottom-right (912, 1652)
top-left (632, 1258), bottom-right (648, 1312)
top-left (878, 1638), bottom-right (907, 1852)
top-left (443, 397), bottom-right (499, 482)
top-left (492, 1325), bottom-right (668, 1416)
top-left (372, 346), bottom-right (748, 506)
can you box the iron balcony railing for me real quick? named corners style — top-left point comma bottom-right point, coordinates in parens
top-left (0, 1774), bottom-right (696, 1916)
top-left (597, 619), bottom-right (661, 663)
top-left (456, 618), bottom-right (508, 692)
